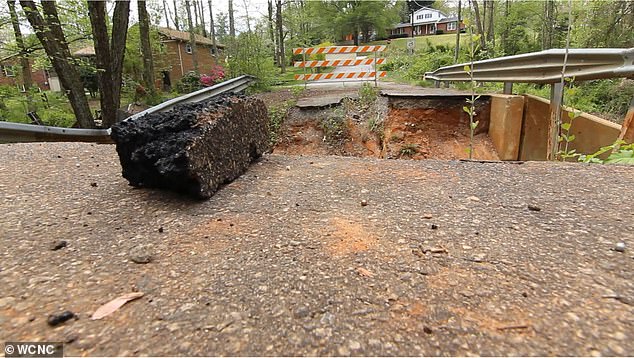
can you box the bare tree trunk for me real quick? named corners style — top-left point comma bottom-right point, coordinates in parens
top-left (193, 0), bottom-right (200, 32)
top-left (19, 0), bottom-right (95, 128)
top-left (138, 0), bottom-right (156, 96)
top-left (268, 0), bottom-right (277, 64)
top-left (228, 0), bottom-right (236, 38)
top-left (454, 0), bottom-right (461, 63)
top-left (472, 0), bottom-right (487, 51)
top-left (208, 0), bottom-right (218, 57)
top-left (8, 0), bottom-right (31, 90)
top-left (502, 0), bottom-right (509, 53)
top-left (276, 0), bottom-right (285, 73)
top-left (242, 0), bottom-right (251, 33)
top-left (173, 0), bottom-right (180, 30)
top-left (185, 0), bottom-right (199, 72)
top-left (486, 0), bottom-right (494, 45)
top-left (199, 1), bottom-right (207, 37)
top-left (163, 0), bottom-right (170, 28)
top-left (8, 0), bottom-right (35, 112)
top-left (542, 0), bottom-right (554, 49)
top-left (482, 0), bottom-right (486, 35)
top-left (87, 0), bottom-right (130, 128)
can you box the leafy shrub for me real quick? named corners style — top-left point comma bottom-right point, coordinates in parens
top-left (200, 65), bottom-right (225, 86)
top-left (226, 33), bottom-right (276, 91)
top-left (320, 108), bottom-right (348, 145)
top-left (399, 143), bottom-right (418, 157)
top-left (358, 82), bottom-right (378, 105)
top-left (291, 86), bottom-right (305, 99)
top-left (175, 71), bottom-right (203, 94)
top-left (406, 52), bottom-right (454, 81)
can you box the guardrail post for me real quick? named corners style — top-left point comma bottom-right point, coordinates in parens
top-left (503, 82), bottom-right (513, 94)
top-left (546, 82), bottom-right (564, 161)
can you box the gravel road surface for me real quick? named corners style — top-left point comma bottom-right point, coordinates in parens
top-left (1, 143), bottom-right (633, 356)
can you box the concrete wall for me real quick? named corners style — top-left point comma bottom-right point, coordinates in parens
top-left (519, 95), bottom-right (622, 161)
top-left (488, 95), bottom-right (524, 160)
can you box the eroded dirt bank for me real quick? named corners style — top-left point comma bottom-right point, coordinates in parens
top-left (270, 90), bottom-right (500, 160)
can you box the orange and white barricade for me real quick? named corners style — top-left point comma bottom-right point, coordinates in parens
top-left (292, 45), bottom-right (387, 85)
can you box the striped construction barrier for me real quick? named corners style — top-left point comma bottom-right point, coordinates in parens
top-left (293, 45), bottom-right (386, 55)
top-left (294, 58), bottom-right (385, 68)
top-left (294, 71), bottom-right (387, 81)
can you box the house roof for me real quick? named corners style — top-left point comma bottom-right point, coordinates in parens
top-left (73, 46), bottom-right (96, 57)
top-left (157, 27), bottom-right (225, 48)
top-left (413, 6), bottom-right (447, 18)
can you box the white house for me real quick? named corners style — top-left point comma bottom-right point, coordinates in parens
top-left (390, 7), bottom-right (463, 37)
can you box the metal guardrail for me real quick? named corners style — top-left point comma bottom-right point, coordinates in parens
top-left (0, 75), bottom-right (255, 144)
top-left (424, 48), bottom-right (634, 83)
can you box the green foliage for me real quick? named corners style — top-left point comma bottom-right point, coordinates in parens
top-left (174, 72), bottom-right (203, 94)
top-left (291, 86), bottom-right (305, 99)
top-left (358, 82), bottom-right (378, 106)
top-left (367, 113), bottom-right (383, 137)
top-left (579, 141), bottom-right (634, 166)
top-left (320, 108), bottom-right (348, 145)
top-left (308, 1), bottom-right (400, 43)
top-left (399, 143), bottom-right (418, 158)
top-left (0, 86), bottom-right (77, 127)
top-left (226, 33), bottom-right (275, 91)
top-left (463, 24), bottom-right (480, 160)
top-left (123, 23), bottom-right (166, 84)
top-left (379, 45), bottom-right (454, 84)
top-left (268, 100), bottom-right (295, 146)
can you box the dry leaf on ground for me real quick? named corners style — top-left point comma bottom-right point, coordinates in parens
top-left (91, 292), bottom-right (145, 320)
top-left (356, 267), bottom-right (375, 277)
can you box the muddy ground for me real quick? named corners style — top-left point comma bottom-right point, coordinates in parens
top-left (1, 142), bottom-right (633, 356)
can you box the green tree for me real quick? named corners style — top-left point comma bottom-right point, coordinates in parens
top-left (311, 1), bottom-right (399, 45)
top-left (215, 11), bottom-right (229, 43)
top-left (19, 0), bottom-right (95, 128)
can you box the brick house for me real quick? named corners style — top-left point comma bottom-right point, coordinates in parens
top-left (157, 27), bottom-right (225, 88)
top-left (0, 59), bottom-right (51, 90)
top-left (390, 7), bottom-right (464, 38)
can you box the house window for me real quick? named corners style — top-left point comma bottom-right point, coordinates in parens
top-left (416, 14), bottom-right (423, 20)
top-left (2, 65), bottom-right (16, 77)
top-left (447, 21), bottom-right (457, 31)
top-left (185, 43), bottom-right (192, 54)
top-left (425, 13), bottom-right (432, 19)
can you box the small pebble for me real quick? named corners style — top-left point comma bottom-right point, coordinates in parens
top-left (129, 246), bottom-right (153, 264)
top-left (158, 226), bottom-right (164, 233)
top-left (360, 200), bottom-right (368, 207)
top-left (422, 213), bottom-right (433, 219)
top-left (47, 311), bottom-right (76, 326)
top-left (349, 340), bottom-right (361, 350)
top-left (50, 240), bottom-right (67, 251)
top-left (294, 306), bottom-right (310, 319)
top-left (423, 326), bottom-right (433, 334)
top-left (528, 204), bottom-right (541, 212)
top-left (90, 182), bottom-right (98, 187)
top-left (431, 224), bottom-right (438, 230)
top-left (615, 242), bottom-right (626, 252)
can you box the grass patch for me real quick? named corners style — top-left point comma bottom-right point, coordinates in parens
top-left (370, 34), bottom-right (468, 52)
